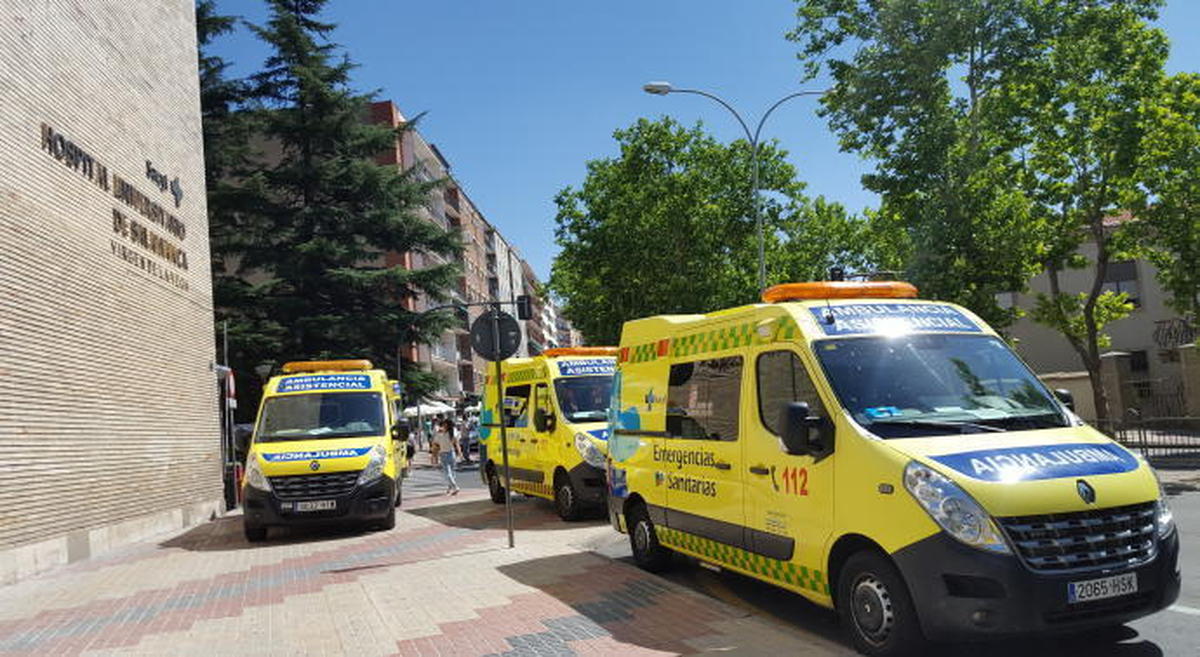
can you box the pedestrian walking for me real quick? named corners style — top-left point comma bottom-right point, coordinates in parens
top-left (458, 414), bottom-right (473, 464)
top-left (432, 418), bottom-right (461, 494)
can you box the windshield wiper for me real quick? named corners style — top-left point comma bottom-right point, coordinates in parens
top-left (989, 412), bottom-right (1069, 430)
top-left (868, 419), bottom-right (1005, 434)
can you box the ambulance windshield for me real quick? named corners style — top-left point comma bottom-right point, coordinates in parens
top-left (554, 375), bottom-right (613, 423)
top-left (814, 334), bottom-right (1070, 437)
top-left (256, 392), bottom-right (385, 441)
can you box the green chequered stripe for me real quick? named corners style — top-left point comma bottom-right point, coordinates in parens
top-left (628, 341), bottom-right (660, 363)
top-left (656, 526), bottom-right (829, 596)
top-left (671, 316), bottom-right (801, 358)
top-left (505, 366), bottom-right (545, 384)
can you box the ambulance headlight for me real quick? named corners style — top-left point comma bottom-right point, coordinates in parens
top-left (574, 433), bottom-right (606, 468)
top-left (357, 445), bottom-right (387, 485)
top-left (1153, 470), bottom-right (1176, 538)
top-left (245, 456), bottom-right (271, 492)
top-left (904, 461), bottom-right (1010, 554)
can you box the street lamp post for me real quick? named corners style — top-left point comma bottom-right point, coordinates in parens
top-left (642, 82), bottom-right (826, 293)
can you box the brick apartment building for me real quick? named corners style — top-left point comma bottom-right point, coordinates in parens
top-left (369, 101), bottom-right (572, 399)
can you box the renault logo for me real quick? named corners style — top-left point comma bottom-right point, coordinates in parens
top-left (309, 460), bottom-right (321, 471)
top-left (1076, 479), bottom-right (1096, 504)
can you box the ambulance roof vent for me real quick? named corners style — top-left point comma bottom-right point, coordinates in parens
top-left (762, 281), bottom-right (918, 303)
top-left (540, 347), bottom-right (618, 358)
top-left (281, 359), bottom-right (374, 373)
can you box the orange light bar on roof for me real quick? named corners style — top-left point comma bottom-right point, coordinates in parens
top-left (541, 347), bottom-right (618, 358)
top-left (762, 281), bottom-right (919, 303)
top-left (281, 359), bottom-right (374, 374)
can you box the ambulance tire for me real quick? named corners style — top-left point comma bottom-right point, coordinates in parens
top-left (837, 550), bottom-right (927, 657)
top-left (554, 471), bottom-right (582, 521)
top-left (394, 481), bottom-right (403, 508)
top-left (627, 503), bottom-right (671, 573)
top-left (487, 463), bottom-right (507, 504)
top-left (244, 523), bottom-right (267, 543)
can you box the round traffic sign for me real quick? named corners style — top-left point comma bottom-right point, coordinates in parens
top-left (470, 309), bottom-right (521, 361)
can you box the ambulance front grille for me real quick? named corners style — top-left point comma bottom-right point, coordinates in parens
top-left (998, 502), bottom-right (1157, 574)
top-left (269, 471), bottom-right (360, 500)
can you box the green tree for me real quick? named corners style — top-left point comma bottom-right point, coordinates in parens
top-left (789, 0), bottom-right (1170, 420)
top-left (204, 0), bottom-right (460, 417)
top-left (1133, 73), bottom-right (1200, 322)
top-left (550, 116), bottom-right (873, 345)
top-left (1019, 3), bottom-right (1167, 420)
top-left (789, 0), bottom-right (1049, 329)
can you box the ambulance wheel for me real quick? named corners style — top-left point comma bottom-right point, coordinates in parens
top-left (627, 503), bottom-right (671, 572)
top-left (837, 550), bottom-right (926, 657)
top-left (554, 471), bottom-right (582, 521)
top-left (243, 523), bottom-right (267, 543)
top-left (487, 463), bottom-right (507, 504)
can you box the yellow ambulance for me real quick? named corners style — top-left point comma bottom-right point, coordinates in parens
top-left (480, 347), bottom-right (616, 520)
top-left (242, 360), bottom-right (408, 541)
top-left (606, 281), bottom-right (1180, 656)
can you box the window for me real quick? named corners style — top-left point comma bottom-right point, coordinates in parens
top-left (255, 392), bottom-right (385, 442)
top-left (1103, 260), bottom-right (1141, 308)
top-left (534, 384), bottom-right (553, 431)
top-left (666, 357), bottom-right (742, 441)
top-left (1129, 350), bottom-right (1149, 373)
top-left (503, 384), bottom-right (531, 427)
top-left (757, 350), bottom-right (825, 436)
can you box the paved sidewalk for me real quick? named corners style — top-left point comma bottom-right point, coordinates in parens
top-left (0, 486), bottom-right (850, 656)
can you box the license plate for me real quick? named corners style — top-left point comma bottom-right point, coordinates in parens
top-left (1068, 572), bottom-right (1138, 603)
top-left (295, 499), bottom-right (336, 512)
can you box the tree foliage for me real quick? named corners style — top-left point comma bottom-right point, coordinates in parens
top-left (199, 0), bottom-right (460, 417)
top-left (789, 0), bottom-right (1049, 329)
top-left (1133, 73), bottom-right (1200, 321)
top-left (550, 117), bottom-right (876, 345)
top-left (789, 0), bottom-right (1175, 419)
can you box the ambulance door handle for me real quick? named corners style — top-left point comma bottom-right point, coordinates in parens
top-left (530, 439), bottom-right (538, 443)
top-left (713, 461), bottom-right (732, 471)
top-left (749, 465), bottom-right (770, 475)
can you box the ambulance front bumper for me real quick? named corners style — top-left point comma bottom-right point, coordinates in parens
top-left (242, 475), bottom-right (395, 527)
top-left (567, 462), bottom-right (607, 506)
top-left (892, 529), bottom-right (1180, 641)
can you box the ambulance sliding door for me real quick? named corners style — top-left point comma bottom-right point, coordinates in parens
top-left (662, 356), bottom-right (745, 549)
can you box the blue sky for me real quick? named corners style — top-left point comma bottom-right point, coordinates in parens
top-left (208, 1), bottom-right (1199, 281)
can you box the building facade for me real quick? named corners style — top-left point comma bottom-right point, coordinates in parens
top-left (370, 100), bottom-right (555, 394)
top-left (1006, 236), bottom-right (1196, 418)
top-left (0, 1), bottom-right (222, 582)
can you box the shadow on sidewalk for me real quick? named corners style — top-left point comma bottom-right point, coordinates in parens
top-left (159, 514), bottom-right (378, 552)
top-left (498, 551), bottom-right (1166, 657)
top-left (406, 496), bottom-right (607, 533)
top-left (492, 550), bottom-right (846, 655)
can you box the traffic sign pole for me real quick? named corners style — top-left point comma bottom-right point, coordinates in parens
top-left (490, 306), bottom-right (515, 548)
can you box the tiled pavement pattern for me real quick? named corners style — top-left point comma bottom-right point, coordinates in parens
top-left (0, 485), bottom-right (850, 656)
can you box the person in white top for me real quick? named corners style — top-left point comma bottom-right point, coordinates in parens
top-left (432, 419), bottom-right (462, 494)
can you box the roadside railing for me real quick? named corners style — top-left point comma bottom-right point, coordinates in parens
top-left (1095, 415), bottom-right (1200, 465)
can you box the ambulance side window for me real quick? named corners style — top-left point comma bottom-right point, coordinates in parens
top-left (503, 384), bottom-right (531, 428)
top-left (666, 356), bottom-right (742, 441)
top-left (757, 350), bottom-right (825, 436)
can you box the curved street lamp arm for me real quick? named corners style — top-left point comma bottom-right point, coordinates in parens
top-left (671, 88), bottom-right (754, 145)
top-left (752, 90), bottom-right (828, 145)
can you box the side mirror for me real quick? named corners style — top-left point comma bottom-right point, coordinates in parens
top-left (391, 423), bottom-right (408, 441)
top-left (779, 402), bottom-right (834, 458)
top-left (533, 408), bottom-right (555, 433)
top-left (1053, 388), bottom-right (1075, 412)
